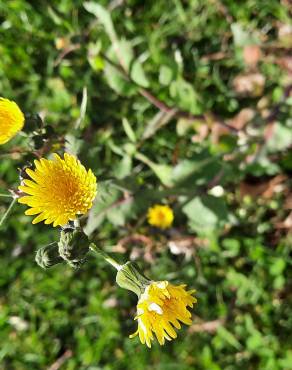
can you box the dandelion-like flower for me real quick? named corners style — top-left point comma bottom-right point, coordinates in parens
top-left (18, 153), bottom-right (97, 227)
top-left (147, 204), bottom-right (174, 229)
top-left (0, 97), bottom-right (25, 144)
top-left (130, 281), bottom-right (196, 347)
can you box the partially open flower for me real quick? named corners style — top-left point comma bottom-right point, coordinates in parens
top-left (0, 97), bottom-right (25, 144)
top-left (147, 204), bottom-right (174, 229)
top-left (18, 153), bottom-right (97, 227)
top-left (116, 262), bottom-right (196, 347)
top-left (130, 281), bottom-right (196, 347)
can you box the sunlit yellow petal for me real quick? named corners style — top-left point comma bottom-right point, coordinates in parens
top-left (18, 153), bottom-right (97, 227)
top-left (147, 204), bottom-right (174, 229)
top-left (0, 97), bottom-right (24, 145)
top-left (130, 281), bottom-right (196, 347)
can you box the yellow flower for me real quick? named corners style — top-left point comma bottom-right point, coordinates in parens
top-left (130, 281), bottom-right (196, 347)
top-left (18, 153), bottom-right (97, 227)
top-left (147, 204), bottom-right (174, 229)
top-left (0, 97), bottom-right (25, 144)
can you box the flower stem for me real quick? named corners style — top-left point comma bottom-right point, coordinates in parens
top-left (0, 197), bottom-right (17, 227)
top-left (0, 193), bottom-right (13, 198)
top-left (89, 243), bottom-right (122, 271)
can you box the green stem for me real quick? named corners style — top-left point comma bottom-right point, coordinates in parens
top-left (0, 197), bottom-right (17, 227)
top-left (89, 243), bottom-right (122, 271)
top-left (0, 193), bottom-right (13, 198)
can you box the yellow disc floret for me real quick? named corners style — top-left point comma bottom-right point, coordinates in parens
top-left (147, 204), bottom-right (174, 229)
top-left (130, 281), bottom-right (196, 347)
top-left (18, 153), bottom-right (97, 227)
top-left (0, 97), bottom-right (25, 144)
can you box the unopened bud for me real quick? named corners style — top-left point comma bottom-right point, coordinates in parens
top-left (23, 113), bottom-right (43, 132)
top-left (116, 261), bottom-right (151, 296)
top-left (35, 242), bottom-right (63, 269)
top-left (58, 228), bottom-right (89, 268)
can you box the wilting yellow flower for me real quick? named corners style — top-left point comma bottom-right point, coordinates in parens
top-left (0, 97), bottom-right (25, 144)
top-left (18, 153), bottom-right (97, 227)
top-left (147, 204), bottom-right (174, 229)
top-left (130, 281), bottom-right (196, 347)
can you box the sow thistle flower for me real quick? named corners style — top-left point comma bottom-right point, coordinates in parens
top-left (116, 262), bottom-right (196, 348)
top-left (131, 281), bottom-right (196, 347)
top-left (147, 204), bottom-right (174, 229)
top-left (0, 97), bottom-right (25, 144)
top-left (18, 153), bottom-right (97, 227)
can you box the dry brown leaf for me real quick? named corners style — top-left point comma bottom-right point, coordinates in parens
top-left (276, 56), bottom-right (292, 74)
top-left (284, 194), bottom-right (292, 210)
top-left (103, 297), bottom-right (118, 308)
top-left (55, 37), bottom-right (70, 50)
top-left (201, 51), bottom-right (228, 62)
top-left (191, 124), bottom-right (209, 143)
top-left (113, 234), bottom-right (156, 264)
top-left (168, 238), bottom-right (194, 259)
top-left (227, 108), bottom-right (255, 130)
top-left (189, 318), bottom-right (225, 333)
top-left (240, 175), bottom-right (287, 199)
top-left (233, 73), bottom-right (265, 96)
top-left (243, 45), bottom-right (262, 68)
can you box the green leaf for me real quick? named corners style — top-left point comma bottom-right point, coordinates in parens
top-left (170, 77), bottom-right (202, 115)
top-left (130, 59), bottom-right (149, 87)
top-left (267, 123), bottom-right (292, 153)
top-left (113, 155), bottom-right (133, 179)
top-left (84, 184), bottom-right (119, 235)
top-left (122, 118), bottom-right (136, 143)
top-left (65, 132), bottom-right (83, 156)
top-left (142, 110), bottom-right (177, 140)
top-left (159, 65), bottom-right (173, 86)
top-left (231, 23), bottom-right (255, 47)
top-left (135, 152), bottom-right (173, 186)
top-left (217, 327), bottom-right (242, 350)
top-left (84, 2), bottom-right (117, 44)
top-left (183, 195), bottom-right (229, 233)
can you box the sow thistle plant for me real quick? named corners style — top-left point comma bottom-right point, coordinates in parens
top-left (0, 96), bottom-right (197, 347)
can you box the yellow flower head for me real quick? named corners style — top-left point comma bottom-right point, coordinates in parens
top-left (147, 204), bottom-right (174, 229)
top-left (18, 153), bottom-right (97, 227)
top-left (130, 281), bottom-right (196, 347)
top-left (0, 97), bottom-right (25, 144)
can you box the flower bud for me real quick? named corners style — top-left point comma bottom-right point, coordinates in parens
top-left (35, 242), bottom-right (63, 269)
top-left (116, 261), bottom-right (151, 297)
top-left (58, 228), bottom-right (89, 268)
top-left (23, 113), bottom-right (43, 133)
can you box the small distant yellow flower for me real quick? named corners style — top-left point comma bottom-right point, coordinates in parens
top-left (18, 153), bottom-right (97, 227)
top-left (0, 97), bottom-right (25, 144)
top-left (147, 204), bottom-right (174, 229)
top-left (130, 281), bottom-right (196, 347)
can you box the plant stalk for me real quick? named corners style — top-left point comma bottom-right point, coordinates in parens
top-left (89, 243), bottom-right (122, 271)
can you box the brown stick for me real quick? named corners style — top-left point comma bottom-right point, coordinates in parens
top-left (189, 318), bottom-right (225, 333)
top-left (47, 350), bottom-right (73, 370)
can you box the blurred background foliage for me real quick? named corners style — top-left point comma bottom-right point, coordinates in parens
top-left (0, 0), bottom-right (292, 369)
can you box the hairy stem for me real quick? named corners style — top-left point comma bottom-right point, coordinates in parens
top-left (89, 243), bottom-right (122, 270)
top-left (0, 197), bottom-right (17, 227)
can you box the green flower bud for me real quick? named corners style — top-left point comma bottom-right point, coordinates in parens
top-left (116, 261), bottom-right (151, 297)
top-left (35, 242), bottom-right (63, 269)
top-left (58, 228), bottom-right (89, 268)
top-left (23, 113), bottom-right (43, 133)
